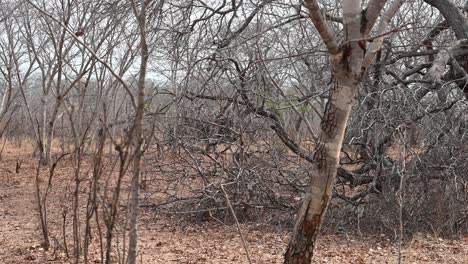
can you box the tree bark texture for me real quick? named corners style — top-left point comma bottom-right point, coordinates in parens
top-left (127, 1), bottom-right (148, 263)
top-left (284, 0), bottom-right (404, 263)
top-left (284, 66), bottom-right (357, 264)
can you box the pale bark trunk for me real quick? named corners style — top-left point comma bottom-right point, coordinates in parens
top-left (126, 75), bottom-right (145, 264)
top-left (35, 153), bottom-right (50, 250)
top-left (285, 2), bottom-right (362, 263)
top-left (0, 73), bottom-right (12, 118)
top-left (284, 1), bottom-right (404, 261)
top-left (127, 1), bottom-right (148, 263)
top-left (284, 70), bottom-right (357, 263)
top-left (43, 104), bottom-right (59, 165)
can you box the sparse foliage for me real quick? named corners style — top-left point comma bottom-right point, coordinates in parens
top-left (0, 0), bottom-right (467, 263)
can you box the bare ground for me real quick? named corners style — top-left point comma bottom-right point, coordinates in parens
top-left (0, 150), bottom-right (467, 264)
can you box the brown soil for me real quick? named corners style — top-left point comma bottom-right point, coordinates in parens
top-left (0, 149), bottom-right (467, 264)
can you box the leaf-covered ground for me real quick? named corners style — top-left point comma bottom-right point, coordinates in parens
top-left (1, 150), bottom-right (467, 263)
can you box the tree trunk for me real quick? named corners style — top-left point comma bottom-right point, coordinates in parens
top-left (284, 69), bottom-right (357, 263)
top-left (283, 0), bottom-right (405, 261)
top-left (127, 1), bottom-right (148, 263)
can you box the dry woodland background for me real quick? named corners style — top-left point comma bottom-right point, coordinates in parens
top-left (0, 0), bottom-right (467, 263)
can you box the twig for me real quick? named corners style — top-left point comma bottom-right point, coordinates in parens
top-left (24, 0), bottom-right (136, 108)
top-left (220, 184), bottom-right (253, 264)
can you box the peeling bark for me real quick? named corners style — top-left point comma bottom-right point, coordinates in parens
top-left (284, 68), bottom-right (357, 264)
top-left (284, 1), bottom-right (405, 263)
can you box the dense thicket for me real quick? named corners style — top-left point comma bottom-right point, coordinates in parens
top-left (0, 0), bottom-right (467, 263)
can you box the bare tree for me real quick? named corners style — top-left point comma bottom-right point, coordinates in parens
top-left (126, 0), bottom-right (151, 263)
top-left (283, 1), bottom-right (405, 262)
top-left (1, 0), bottom-right (467, 263)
